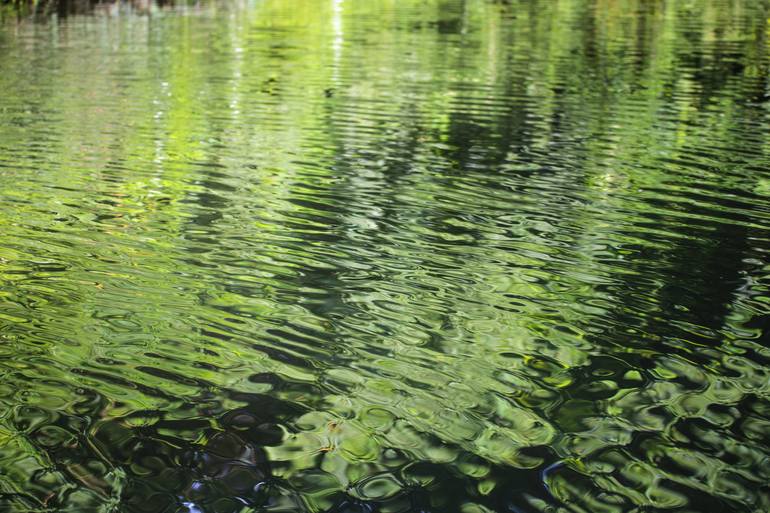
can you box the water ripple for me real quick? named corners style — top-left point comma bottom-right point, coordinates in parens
top-left (0, 0), bottom-right (770, 512)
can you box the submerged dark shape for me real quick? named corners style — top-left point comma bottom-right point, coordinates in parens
top-left (1, 386), bottom-right (301, 513)
top-left (14, 397), bottom-right (566, 513)
top-left (104, 419), bottom-right (270, 513)
top-left (104, 394), bottom-right (300, 513)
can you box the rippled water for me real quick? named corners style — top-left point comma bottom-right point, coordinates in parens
top-left (1, 0), bottom-right (770, 511)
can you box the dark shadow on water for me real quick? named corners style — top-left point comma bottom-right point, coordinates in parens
top-left (3, 377), bottom-right (568, 513)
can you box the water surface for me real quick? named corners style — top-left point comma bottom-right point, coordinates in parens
top-left (1, 1), bottom-right (770, 512)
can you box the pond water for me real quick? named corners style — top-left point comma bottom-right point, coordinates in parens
top-left (0, 0), bottom-right (769, 512)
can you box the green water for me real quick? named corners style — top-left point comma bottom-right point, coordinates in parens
top-left (0, 0), bottom-right (770, 511)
